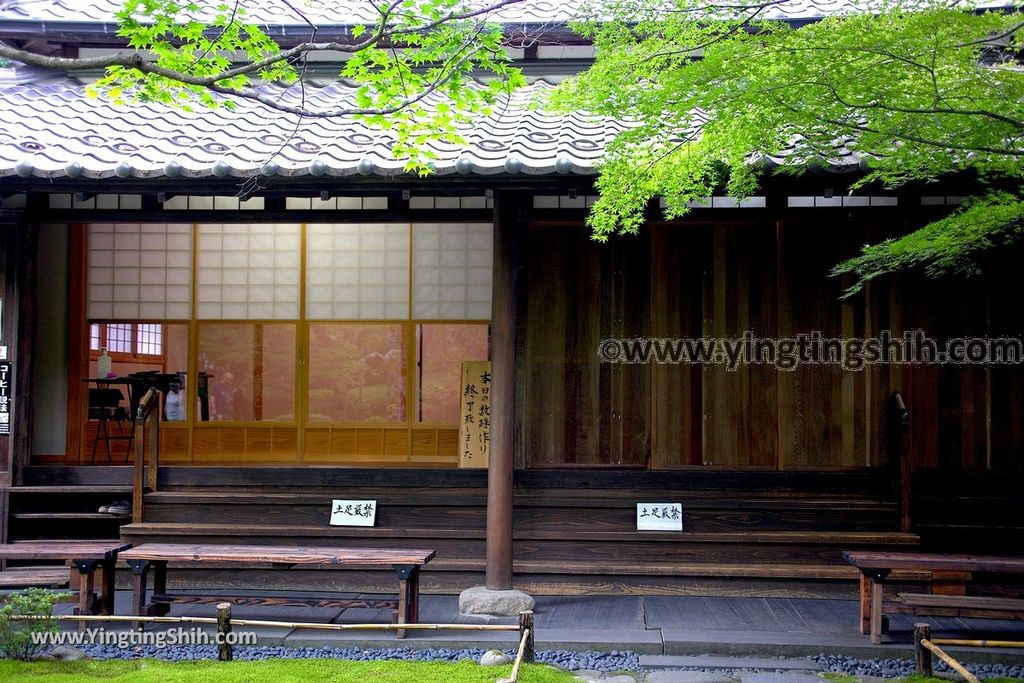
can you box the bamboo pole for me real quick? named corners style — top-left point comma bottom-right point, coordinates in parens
top-left (932, 638), bottom-right (1024, 649)
top-left (921, 639), bottom-right (981, 683)
top-left (506, 628), bottom-right (530, 683)
top-left (8, 613), bottom-right (519, 633)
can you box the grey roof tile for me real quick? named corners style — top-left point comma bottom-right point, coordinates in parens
top-left (1, 0), bottom-right (1013, 26)
top-left (0, 78), bottom-right (652, 179)
top-left (0, 77), bottom-right (865, 181)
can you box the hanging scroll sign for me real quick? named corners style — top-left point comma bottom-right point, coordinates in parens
top-left (458, 361), bottom-right (491, 469)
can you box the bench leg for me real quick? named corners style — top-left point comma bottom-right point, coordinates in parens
top-left (128, 559), bottom-right (151, 630)
top-left (72, 559), bottom-right (99, 631)
top-left (151, 561), bottom-right (170, 616)
top-left (100, 559), bottom-right (116, 616)
top-left (866, 569), bottom-right (891, 645)
top-left (393, 564), bottom-right (418, 639)
top-left (409, 567), bottom-right (421, 624)
top-left (859, 573), bottom-right (871, 635)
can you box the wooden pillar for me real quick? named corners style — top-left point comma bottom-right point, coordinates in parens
top-left (486, 192), bottom-right (524, 590)
top-left (0, 222), bottom-right (37, 487)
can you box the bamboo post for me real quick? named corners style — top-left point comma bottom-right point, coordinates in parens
top-left (518, 610), bottom-right (534, 663)
top-left (915, 623), bottom-right (932, 677)
top-left (217, 602), bottom-right (232, 662)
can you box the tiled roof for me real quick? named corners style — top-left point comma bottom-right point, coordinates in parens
top-left (0, 78), bottom-right (863, 181)
top-left (0, 78), bottom-right (634, 179)
top-left (0, 0), bottom-right (1008, 26)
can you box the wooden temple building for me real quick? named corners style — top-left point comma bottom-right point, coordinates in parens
top-left (0, 0), bottom-right (1022, 599)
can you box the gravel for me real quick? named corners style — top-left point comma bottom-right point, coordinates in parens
top-left (66, 644), bottom-right (642, 672)
top-left (812, 653), bottom-right (1024, 680)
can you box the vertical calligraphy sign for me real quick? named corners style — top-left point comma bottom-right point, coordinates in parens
top-left (0, 360), bottom-right (11, 435)
top-left (458, 360), bottom-right (491, 468)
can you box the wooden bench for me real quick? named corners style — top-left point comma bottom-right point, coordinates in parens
top-left (0, 541), bottom-right (131, 625)
top-left (898, 593), bottom-right (1024, 620)
top-left (843, 550), bottom-right (1024, 644)
top-left (119, 543), bottom-right (436, 638)
top-left (0, 566), bottom-right (71, 588)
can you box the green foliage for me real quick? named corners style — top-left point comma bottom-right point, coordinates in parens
top-left (0, 588), bottom-right (73, 661)
top-left (92, 0), bottom-right (295, 109)
top-left (85, 0), bottom-right (524, 172)
top-left (339, 0), bottom-right (526, 172)
top-left (0, 657), bottom-right (577, 681)
top-left (832, 190), bottom-right (1024, 296)
top-left (546, 0), bottom-right (1024, 287)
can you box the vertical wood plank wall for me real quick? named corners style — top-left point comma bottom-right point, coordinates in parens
top-left (522, 216), bottom-right (1024, 471)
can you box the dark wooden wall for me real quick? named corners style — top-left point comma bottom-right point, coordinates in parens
top-left (0, 224), bottom-right (37, 487)
top-left (521, 214), bottom-right (1024, 473)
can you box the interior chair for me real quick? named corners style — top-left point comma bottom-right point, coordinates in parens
top-left (88, 387), bottom-right (129, 464)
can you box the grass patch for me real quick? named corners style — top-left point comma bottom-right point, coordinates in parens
top-left (0, 658), bottom-right (577, 682)
top-left (821, 673), bottom-right (858, 683)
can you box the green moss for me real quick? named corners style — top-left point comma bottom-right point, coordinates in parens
top-left (0, 658), bottom-right (576, 683)
top-left (891, 676), bottom-right (1021, 683)
top-left (821, 673), bottom-right (858, 683)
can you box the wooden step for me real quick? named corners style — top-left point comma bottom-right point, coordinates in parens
top-left (4, 485), bottom-right (133, 494)
top-left (121, 522), bottom-right (916, 545)
top-left (0, 566), bottom-right (71, 588)
top-left (144, 488), bottom-right (895, 510)
top-left (11, 512), bottom-right (130, 521)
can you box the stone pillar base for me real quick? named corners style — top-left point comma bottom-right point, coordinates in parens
top-left (458, 586), bottom-right (535, 617)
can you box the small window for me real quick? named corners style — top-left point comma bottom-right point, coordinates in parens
top-left (90, 322), bottom-right (163, 359)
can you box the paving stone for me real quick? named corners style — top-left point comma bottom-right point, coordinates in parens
top-left (644, 671), bottom-right (737, 683)
top-left (738, 674), bottom-right (826, 683)
top-left (641, 656), bottom-right (817, 671)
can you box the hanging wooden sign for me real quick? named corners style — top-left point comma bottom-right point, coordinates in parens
top-left (0, 360), bottom-right (11, 435)
top-left (458, 361), bottom-right (491, 469)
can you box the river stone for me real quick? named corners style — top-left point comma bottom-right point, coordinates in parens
top-left (49, 646), bottom-right (88, 661)
top-left (459, 586), bottom-right (535, 616)
top-left (480, 649), bottom-right (512, 666)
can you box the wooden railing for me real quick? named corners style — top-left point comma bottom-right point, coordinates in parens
top-left (132, 388), bottom-right (160, 523)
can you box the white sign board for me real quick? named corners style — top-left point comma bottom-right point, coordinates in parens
top-left (330, 499), bottom-right (377, 527)
top-left (636, 503), bottom-right (683, 531)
